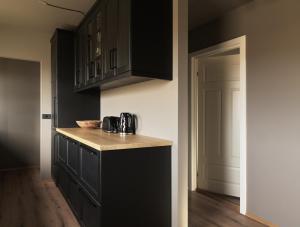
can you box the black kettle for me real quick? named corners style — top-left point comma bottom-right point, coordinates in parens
top-left (119, 112), bottom-right (136, 135)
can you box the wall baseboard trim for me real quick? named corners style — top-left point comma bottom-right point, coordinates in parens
top-left (246, 212), bottom-right (279, 227)
top-left (0, 165), bottom-right (39, 172)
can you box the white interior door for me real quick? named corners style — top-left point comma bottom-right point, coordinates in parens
top-left (197, 54), bottom-right (240, 197)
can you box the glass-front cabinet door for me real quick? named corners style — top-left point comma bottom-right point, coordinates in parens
top-left (75, 26), bottom-right (86, 89)
top-left (95, 9), bottom-right (103, 81)
top-left (86, 19), bottom-right (95, 84)
top-left (85, 7), bottom-right (103, 85)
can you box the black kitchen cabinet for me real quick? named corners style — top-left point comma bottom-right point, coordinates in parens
top-left (81, 190), bottom-right (102, 227)
top-left (116, 0), bottom-right (131, 75)
top-left (75, 2), bottom-right (104, 89)
top-left (103, 0), bottom-right (118, 80)
top-left (75, 26), bottom-right (87, 89)
top-left (69, 176), bottom-right (81, 217)
top-left (58, 135), bottom-right (67, 164)
top-left (57, 166), bottom-right (70, 198)
top-left (51, 29), bottom-right (100, 129)
top-left (67, 140), bottom-right (80, 176)
top-left (52, 133), bottom-right (59, 180)
top-left (80, 145), bottom-right (101, 199)
top-left (55, 133), bottom-right (171, 227)
top-left (51, 29), bottom-right (100, 183)
top-left (95, 7), bottom-right (104, 81)
top-left (74, 0), bottom-right (172, 91)
top-left (86, 18), bottom-right (95, 82)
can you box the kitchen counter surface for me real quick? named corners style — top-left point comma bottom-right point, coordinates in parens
top-left (56, 128), bottom-right (172, 151)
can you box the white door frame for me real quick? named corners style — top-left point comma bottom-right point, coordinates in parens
top-left (189, 36), bottom-right (247, 215)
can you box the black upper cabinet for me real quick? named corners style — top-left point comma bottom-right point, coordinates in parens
top-left (95, 8), bottom-right (104, 81)
top-left (103, 0), bottom-right (118, 80)
top-left (116, 0), bottom-right (131, 75)
top-left (75, 27), bottom-right (82, 89)
top-left (86, 19), bottom-right (95, 83)
top-left (76, 3), bottom-right (104, 89)
top-left (75, 0), bottom-right (172, 91)
top-left (51, 29), bottom-right (100, 128)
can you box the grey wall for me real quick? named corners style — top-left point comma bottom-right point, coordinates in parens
top-left (189, 1), bottom-right (300, 226)
top-left (0, 58), bottom-right (40, 169)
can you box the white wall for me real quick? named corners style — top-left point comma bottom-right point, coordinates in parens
top-left (0, 26), bottom-right (52, 178)
top-left (101, 0), bottom-right (188, 226)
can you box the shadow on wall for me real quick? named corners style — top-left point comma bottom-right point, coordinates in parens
top-left (0, 139), bottom-right (31, 169)
top-left (189, 19), bottom-right (227, 53)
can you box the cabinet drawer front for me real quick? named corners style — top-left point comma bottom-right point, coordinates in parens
top-left (57, 167), bottom-right (70, 199)
top-left (81, 188), bottom-right (101, 227)
top-left (69, 176), bottom-right (81, 218)
top-left (52, 133), bottom-right (59, 165)
top-left (80, 146), bottom-right (101, 199)
top-left (67, 140), bottom-right (80, 175)
top-left (58, 135), bottom-right (68, 164)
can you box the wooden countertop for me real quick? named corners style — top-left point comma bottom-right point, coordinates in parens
top-left (56, 128), bottom-right (172, 151)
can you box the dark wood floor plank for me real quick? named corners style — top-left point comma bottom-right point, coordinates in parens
top-left (0, 168), bottom-right (79, 227)
top-left (189, 191), bottom-right (267, 227)
top-left (0, 169), bottom-right (267, 227)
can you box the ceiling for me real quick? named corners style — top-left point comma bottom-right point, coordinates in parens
top-left (0, 0), bottom-right (96, 33)
top-left (189, 0), bottom-right (252, 31)
top-left (0, 0), bottom-right (252, 33)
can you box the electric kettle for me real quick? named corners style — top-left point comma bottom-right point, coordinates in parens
top-left (119, 112), bottom-right (136, 135)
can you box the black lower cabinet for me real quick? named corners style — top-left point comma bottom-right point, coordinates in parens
top-left (53, 133), bottom-right (171, 227)
top-left (58, 135), bottom-right (68, 164)
top-left (81, 189), bottom-right (101, 227)
top-left (80, 145), bottom-right (101, 199)
top-left (57, 167), bottom-right (69, 197)
top-left (67, 140), bottom-right (80, 176)
top-left (69, 176), bottom-right (81, 218)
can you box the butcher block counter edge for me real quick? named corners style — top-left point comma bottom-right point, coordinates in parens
top-left (56, 128), bottom-right (172, 151)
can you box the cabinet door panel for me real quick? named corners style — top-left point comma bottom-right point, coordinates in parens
top-left (86, 18), bottom-right (96, 83)
top-left (67, 140), bottom-right (79, 176)
top-left (75, 33), bottom-right (83, 89)
top-left (104, 0), bottom-right (118, 79)
top-left (58, 136), bottom-right (67, 164)
top-left (95, 6), bottom-right (104, 81)
top-left (117, 0), bottom-right (131, 74)
top-left (69, 177), bottom-right (81, 218)
top-left (57, 167), bottom-right (70, 199)
top-left (52, 132), bottom-right (59, 181)
top-left (76, 26), bottom-right (87, 88)
top-left (80, 146), bottom-right (100, 198)
top-left (81, 189), bottom-right (101, 227)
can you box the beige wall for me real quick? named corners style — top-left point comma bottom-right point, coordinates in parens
top-left (189, 1), bottom-right (300, 226)
top-left (101, 0), bottom-right (188, 226)
top-left (0, 26), bottom-right (52, 178)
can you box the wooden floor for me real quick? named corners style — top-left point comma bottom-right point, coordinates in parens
top-left (0, 168), bottom-right (79, 227)
top-left (189, 191), bottom-right (266, 227)
top-left (0, 168), bottom-right (266, 227)
top-left (196, 189), bottom-right (241, 213)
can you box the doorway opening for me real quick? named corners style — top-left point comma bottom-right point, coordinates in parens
top-left (0, 57), bottom-right (40, 171)
top-left (190, 36), bottom-right (247, 215)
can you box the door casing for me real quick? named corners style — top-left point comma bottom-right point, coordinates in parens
top-left (189, 36), bottom-right (247, 215)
